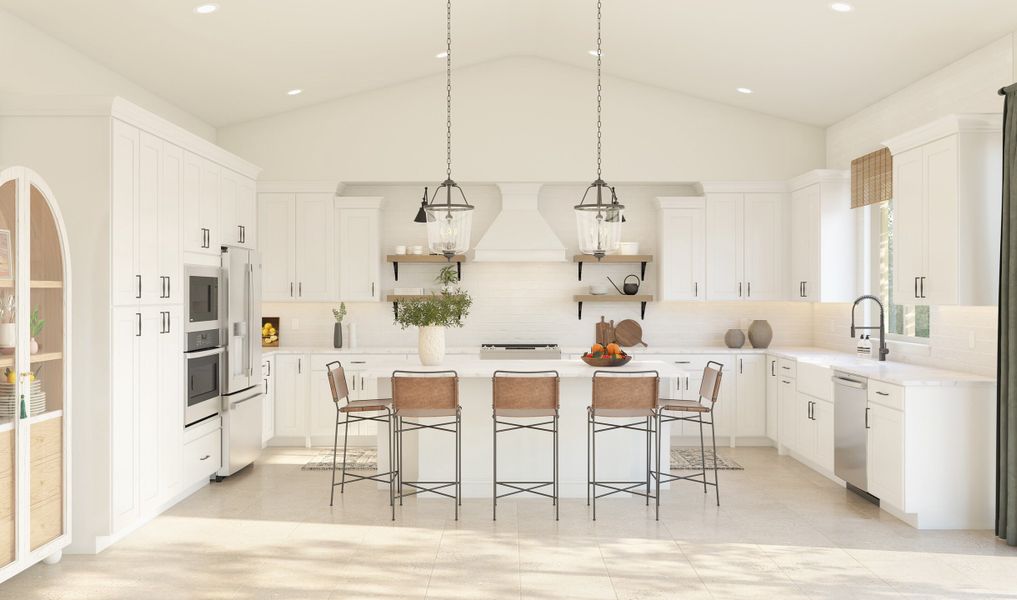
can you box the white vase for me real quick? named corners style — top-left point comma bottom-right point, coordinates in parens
top-left (0, 323), bottom-right (14, 350)
top-left (418, 326), bottom-right (446, 366)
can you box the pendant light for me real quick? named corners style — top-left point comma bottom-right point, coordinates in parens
top-left (574, 0), bottom-right (624, 259)
top-left (419, 0), bottom-right (474, 259)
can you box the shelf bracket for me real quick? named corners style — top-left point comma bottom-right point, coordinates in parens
top-left (392, 301), bottom-right (399, 320)
top-left (456, 260), bottom-right (462, 282)
top-left (640, 301), bottom-right (647, 320)
top-left (640, 261), bottom-right (647, 280)
top-left (392, 261), bottom-right (399, 281)
top-left (577, 261), bottom-right (583, 281)
top-left (577, 301), bottom-right (583, 320)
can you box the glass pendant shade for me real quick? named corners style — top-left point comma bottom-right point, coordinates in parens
top-left (423, 182), bottom-right (473, 258)
top-left (575, 182), bottom-right (624, 258)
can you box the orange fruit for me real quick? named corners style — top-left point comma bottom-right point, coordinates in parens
top-left (606, 343), bottom-right (621, 355)
top-left (591, 343), bottom-right (605, 354)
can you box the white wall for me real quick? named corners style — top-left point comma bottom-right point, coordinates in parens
top-left (219, 56), bottom-right (826, 183)
top-left (0, 8), bottom-right (215, 141)
top-left (820, 33), bottom-right (1014, 377)
top-left (265, 183), bottom-right (815, 350)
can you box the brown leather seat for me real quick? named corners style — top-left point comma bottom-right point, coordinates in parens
top-left (340, 398), bottom-right (393, 413)
top-left (392, 374), bottom-right (460, 417)
top-left (657, 398), bottom-right (710, 413)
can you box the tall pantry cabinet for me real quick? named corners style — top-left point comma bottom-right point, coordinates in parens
top-left (0, 97), bottom-right (260, 565)
top-left (0, 167), bottom-right (71, 579)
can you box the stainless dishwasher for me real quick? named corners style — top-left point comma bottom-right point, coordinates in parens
top-left (832, 372), bottom-right (871, 498)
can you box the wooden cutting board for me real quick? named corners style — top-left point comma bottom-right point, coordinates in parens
top-left (614, 319), bottom-right (648, 347)
top-left (595, 316), bottom-right (615, 346)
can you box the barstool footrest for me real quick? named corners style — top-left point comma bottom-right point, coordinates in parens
top-left (396, 481), bottom-right (458, 501)
top-left (495, 481), bottom-right (555, 500)
top-left (590, 480), bottom-right (657, 500)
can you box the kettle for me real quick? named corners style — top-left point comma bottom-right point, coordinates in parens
top-left (607, 274), bottom-right (640, 295)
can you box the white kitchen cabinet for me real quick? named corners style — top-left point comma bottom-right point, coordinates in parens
top-left (656, 197), bottom-right (706, 301)
top-left (257, 190), bottom-right (336, 301)
top-left (261, 358), bottom-right (275, 447)
top-left (765, 355), bottom-right (778, 442)
top-left (703, 184), bottom-right (786, 301)
top-left (273, 354), bottom-right (308, 441)
top-left (735, 355), bottom-right (766, 438)
top-left (157, 308), bottom-right (184, 501)
top-left (885, 114), bottom-right (1002, 306)
top-left (867, 401), bottom-right (904, 510)
top-left (309, 365), bottom-right (336, 441)
top-left (788, 170), bottom-right (855, 302)
top-left (813, 398), bottom-right (834, 472)
top-left (182, 151), bottom-right (221, 257)
top-left (220, 168), bottom-right (257, 249)
top-left (337, 203), bottom-right (381, 302)
top-left (111, 121), bottom-right (182, 307)
top-left (794, 392), bottom-right (834, 473)
top-left (110, 308), bottom-right (140, 533)
top-left (777, 375), bottom-right (796, 454)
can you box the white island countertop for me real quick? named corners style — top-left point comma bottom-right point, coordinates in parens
top-left (347, 357), bottom-right (690, 379)
top-left (261, 346), bottom-right (993, 386)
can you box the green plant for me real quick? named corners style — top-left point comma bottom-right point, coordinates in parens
top-left (332, 302), bottom-right (347, 323)
top-left (394, 290), bottom-right (472, 329)
top-left (436, 264), bottom-right (459, 287)
top-left (30, 306), bottom-right (44, 338)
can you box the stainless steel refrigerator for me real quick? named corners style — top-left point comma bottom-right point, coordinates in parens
top-left (219, 246), bottom-right (263, 477)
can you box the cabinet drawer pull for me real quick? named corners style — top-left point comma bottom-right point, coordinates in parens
top-left (747, 281), bottom-right (751, 297)
top-left (136, 312), bottom-right (142, 337)
top-left (865, 407), bottom-right (870, 430)
top-left (200, 454), bottom-right (211, 461)
top-left (136, 274), bottom-right (142, 299)
top-left (771, 360), bottom-right (776, 376)
top-left (920, 276), bottom-right (926, 299)
top-left (739, 282), bottom-right (743, 297)
top-left (694, 281), bottom-right (698, 297)
top-left (875, 391), bottom-right (889, 396)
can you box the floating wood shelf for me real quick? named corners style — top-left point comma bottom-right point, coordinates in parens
top-left (385, 294), bottom-right (432, 319)
top-left (0, 280), bottom-right (64, 289)
top-left (572, 294), bottom-right (653, 320)
top-left (385, 254), bottom-right (465, 281)
top-left (572, 255), bottom-right (653, 281)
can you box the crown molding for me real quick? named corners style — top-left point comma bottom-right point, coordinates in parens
top-left (883, 113), bottom-right (1002, 155)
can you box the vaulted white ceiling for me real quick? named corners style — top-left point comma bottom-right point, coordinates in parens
top-left (4, 0), bottom-right (1017, 128)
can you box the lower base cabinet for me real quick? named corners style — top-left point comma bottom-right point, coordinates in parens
top-left (778, 376), bottom-right (796, 453)
top-left (183, 417), bottom-right (222, 484)
top-left (867, 402), bottom-right (904, 510)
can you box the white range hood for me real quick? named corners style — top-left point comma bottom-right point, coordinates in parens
top-left (472, 183), bottom-right (567, 262)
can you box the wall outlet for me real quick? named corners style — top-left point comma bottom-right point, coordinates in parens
top-left (292, 318), bottom-right (300, 330)
top-left (969, 331), bottom-right (976, 349)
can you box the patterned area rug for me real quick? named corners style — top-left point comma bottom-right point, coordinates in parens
top-left (302, 448), bottom-right (378, 471)
top-left (671, 447), bottom-right (743, 470)
top-left (302, 447), bottom-right (742, 471)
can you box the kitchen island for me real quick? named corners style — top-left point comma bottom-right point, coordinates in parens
top-left (352, 357), bottom-right (691, 498)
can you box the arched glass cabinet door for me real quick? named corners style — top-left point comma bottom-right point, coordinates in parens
top-left (0, 174), bottom-right (19, 567)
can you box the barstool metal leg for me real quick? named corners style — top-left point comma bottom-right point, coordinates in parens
top-left (592, 411), bottom-right (597, 521)
top-left (492, 413), bottom-right (497, 521)
top-left (699, 414), bottom-right (707, 494)
top-left (340, 411), bottom-right (351, 494)
top-left (655, 412), bottom-right (661, 521)
top-left (645, 416), bottom-right (651, 506)
top-left (330, 406), bottom-right (340, 506)
top-left (455, 411), bottom-right (461, 521)
top-left (554, 413), bottom-right (559, 521)
top-left (586, 411), bottom-right (591, 507)
top-left (397, 416), bottom-right (404, 506)
top-left (710, 417), bottom-right (720, 506)
top-left (389, 410), bottom-right (396, 520)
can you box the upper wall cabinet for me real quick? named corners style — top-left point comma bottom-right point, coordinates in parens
top-left (182, 151), bottom-right (222, 258)
top-left (257, 183), bottom-right (382, 303)
top-left (703, 183), bottom-right (786, 301)
top-left (788, 170), bottom-right (856, 303)
top-left (656, 197), bottom-right (706, 302)
top-left (220, 169), bottom-right (257, 249)
top-left (111, 120), bottom-right (182, 306)
top-left (884, 114), bottom-right (1002, 306)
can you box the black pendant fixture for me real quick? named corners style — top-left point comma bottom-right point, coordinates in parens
top-left (413, 187), bottom-right (428, 223)
top-left (418, 0), bottom-right (474, 259)
top-left (574, 0), bottom-right (624, 259)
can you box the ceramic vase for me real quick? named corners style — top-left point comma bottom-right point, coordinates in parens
top-left (724, 329), bottom-right (746, 349)
top-left (333, 323), bottom-right (343, 349)
top-left (0, 323), bottom-right (14, 354)
top-left (30, 338), bottom-right (39, 354)
top-left (748, 320), bottom-right (773, 348)
top-left (418, 326), bottom-right (446, 366)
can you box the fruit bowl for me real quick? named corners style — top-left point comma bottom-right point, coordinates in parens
top-left (581, 354), bottom-right (632, 367)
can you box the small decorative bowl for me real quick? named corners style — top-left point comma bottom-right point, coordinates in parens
top-left (581, 355), bottom-right (633, 367)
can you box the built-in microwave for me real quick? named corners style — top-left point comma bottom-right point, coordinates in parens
top-left (185, 265), bottom-right (221, 333)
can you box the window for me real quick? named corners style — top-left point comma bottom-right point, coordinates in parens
top-left (878, 201), bottom-right (930, 339)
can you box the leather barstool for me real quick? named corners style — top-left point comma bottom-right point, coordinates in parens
top-left (587, 370), bottom-right (661, 521)
top-left (391, 370), bottom-right (462, 520)
top-left (657, 361), bottom-right (724, 506)
top-left (326, 361), bottom-right (397, 518)
top-left (492, 370), bottom-right (560, 521)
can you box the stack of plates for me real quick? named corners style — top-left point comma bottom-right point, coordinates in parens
top-left (0, 380), bottom-right (46, 418)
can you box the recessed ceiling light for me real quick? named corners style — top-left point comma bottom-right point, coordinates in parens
top-left (287, 89), bottom-right (302, 96)
top-left (736, 87), bottom-right (754, 94)
top-left (830, 2), bottom-right (854, 12)
top-left (193, 3), bottom-right (219, 14)
top-left (435, 51), bottom-right (448, 59)
top-left (588, 50), bottom-right (602, 57)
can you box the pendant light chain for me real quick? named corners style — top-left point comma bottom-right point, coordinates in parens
top-left (596, 0), bottom-right (602, 181)
top-left (446, 0), bottom-right (453, 182)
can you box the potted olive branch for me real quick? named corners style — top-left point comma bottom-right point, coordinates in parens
top-left (394, 266), bottom-right (472, 365)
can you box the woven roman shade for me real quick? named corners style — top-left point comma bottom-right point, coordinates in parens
top-left (851, 147), bottom-right (892, 208)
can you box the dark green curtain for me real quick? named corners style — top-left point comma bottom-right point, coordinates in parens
top-left (999, 84), bottom-right (1017, 546)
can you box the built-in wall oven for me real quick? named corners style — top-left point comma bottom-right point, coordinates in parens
top-left (186, 265), bottom-right (220, 333)
top-left (185, 329), bottom-right (223, 427)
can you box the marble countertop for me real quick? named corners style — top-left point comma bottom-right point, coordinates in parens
top-left (345, 357), bottom-right (690, 379)
top-left (260, 345), bottom-right (993, 386)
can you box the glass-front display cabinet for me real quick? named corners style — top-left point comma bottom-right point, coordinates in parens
top-left (0, 166), bottom-right (70, 578)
